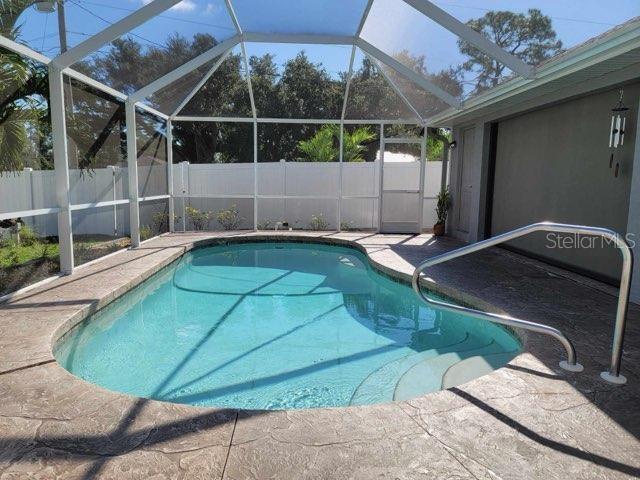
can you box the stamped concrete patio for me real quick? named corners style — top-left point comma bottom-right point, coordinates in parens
top-left (0, 231), bottom-right (638, 479)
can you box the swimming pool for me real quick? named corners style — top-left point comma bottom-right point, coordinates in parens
top-left (55, 241), bottom-right (520, 410)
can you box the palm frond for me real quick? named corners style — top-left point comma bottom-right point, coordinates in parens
top-left (0, 108), bottom-right (35, 173)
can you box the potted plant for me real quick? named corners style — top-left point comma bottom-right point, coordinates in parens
top-left (434, 187), bottom-right (451, 236)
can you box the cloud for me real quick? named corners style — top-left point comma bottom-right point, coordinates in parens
top-left (142, 0), bottom-right (196, 13)
top-left (205, 3), bottom-right (219, 15)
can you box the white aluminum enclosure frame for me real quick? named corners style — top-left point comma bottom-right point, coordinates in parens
top-left (1, 0), bottom-right (539, 275)
top-left (377, 133), bottom-right (428, 234)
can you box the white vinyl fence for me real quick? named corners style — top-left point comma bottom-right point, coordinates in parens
top-left (0, 161), bottom-right (443, 235)
top-left (0, 166), bottom-right (165, 237)
top-left (173, 160), bottom-right (443, 231)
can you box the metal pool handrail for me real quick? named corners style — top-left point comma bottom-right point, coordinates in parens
top-left (411, 222), bottom-right (634, 384)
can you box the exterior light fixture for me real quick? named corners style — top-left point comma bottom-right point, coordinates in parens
top-left (608, 89), bottom-right (629, 178)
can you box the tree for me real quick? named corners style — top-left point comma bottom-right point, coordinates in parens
top-left (254, 52), bottom-right (344, 162)
top-left (297, 125), bottom-right (337, 162)
top-left (0, 47), bottom-right (50, 174)
top-left (346, 57), bottom-right (408, 120)
top-left (0, 0), bottom-right (34, 40)
top-left (296, 125), bottom-right (376, 163)
top-left (0, 2), bottom-right (52, 173)
top-left (458, 9), bottom-right (562, 94)
top-left (342, 126), bottom-right (376, 162)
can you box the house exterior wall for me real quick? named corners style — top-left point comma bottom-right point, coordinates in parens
top-left (628, 96), bottom-right (640, 303)
top-left (449, 81), bottom-right (640, 302)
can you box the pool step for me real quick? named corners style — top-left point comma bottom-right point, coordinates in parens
top-left (392, 341), bottom-right (507, 401)
top-left (440, 350), bottom-right (519, 390)
top-left (349, 333), bottom-right (490, 406)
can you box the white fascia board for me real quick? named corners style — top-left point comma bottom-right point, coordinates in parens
top-left (130, 36), bottom-right (241, 102)
top-left (52, 0), bottom-right (183, 68)
top-left (402, 0), bottom-right (535, 79)
top-left (357, 39), bottom-right (461, 109)
top-left (242, 32), bottom-right (354, 45)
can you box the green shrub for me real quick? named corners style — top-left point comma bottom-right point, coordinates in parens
top-left (38, 242), bottom-right (52, 259)
top-left (7, 245), bottom-right (20, 265)
top-left (340, 221), bottom-right (355, 231)
top-left (19, 225), bottom-right (39, 246)
top-left (73, 242), bottom-right (92, 264)
top-left (257, 219), bottom-right (272, 230)
top-left (309, 214), bottom-right (329, 231)
top-left (216, 204), bottom-right (243, 231)
top-left (140, 225), bottom-right (153, 241)
top-left (186, 206), bottom-right (214, 231)
top-left (152, 212), bottom-right (168, 233)
top-left (436, 187), bottom-right (451, 225)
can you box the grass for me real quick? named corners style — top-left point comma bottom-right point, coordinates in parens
top-left (0, 242), bottom-right (59, 267)
top-left (0, 234), bottom-right (132, 296)
top-left (1, 218), bottom-right (134, 297)
top-left (0, 236), bottom-right (130, 268)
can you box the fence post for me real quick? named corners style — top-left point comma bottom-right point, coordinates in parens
top-left (109, 165), bottom-right (118, 236)
top-left (181, 161), bottom-right (188, 232)
top-left (23, 167), bottom-right (34, 211)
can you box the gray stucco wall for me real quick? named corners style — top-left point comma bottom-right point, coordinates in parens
top-left (490, 83), bottom-right (639, 282)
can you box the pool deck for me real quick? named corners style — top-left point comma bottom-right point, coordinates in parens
top-left (0, 231), bottom-right (639, 479)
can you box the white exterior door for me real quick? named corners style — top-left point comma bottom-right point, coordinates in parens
top-left (379, 136), bottom-right (426, 234)
top-left (456, 127), bottom-right (475, 234)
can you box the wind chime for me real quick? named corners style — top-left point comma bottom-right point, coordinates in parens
top-left (608, 89), bottom-right (629, 178)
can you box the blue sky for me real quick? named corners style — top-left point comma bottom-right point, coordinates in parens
top-left (14, 0), bottom-right (640, 84)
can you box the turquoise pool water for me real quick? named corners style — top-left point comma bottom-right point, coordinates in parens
top-left (55, 242), bottom-right (520, 410)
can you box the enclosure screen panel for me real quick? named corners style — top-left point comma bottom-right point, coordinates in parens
top-left (136, 111), bottom-right (167, 198)
top-left (149, 57), bottom-right (222, 115)
top-left (360, 0), bottom-right (468, 104)
top-left (232, 0), bottom-right (369, 35)
top-left (246, 43), bottom-right (350, 120)
top-left (69, 0), bottom-right (236, 91)
top-left (180, 47), bottom-right (253, 117)
top-left (344, 48), bottom-right (418, 121)
top-left (0, 49), bottom-right (55, 213)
